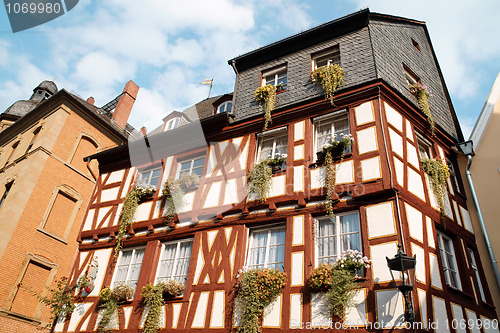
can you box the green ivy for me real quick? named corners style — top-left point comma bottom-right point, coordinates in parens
top-left (326, 269), bottom-right (359, 320)
top-left (421, 158), bottom-right (450, 215)
top-left (311, 64), bottom-right (345, 105)
top-left (38, 277), bottom-right (76, 325)
top-left (254, 84), bottom-right (276, 130)
top-left (115, 187), bottom-right (141, 256)
top-left (235, 268), bottom-right (287, 333)
top-left (247, 161), bottom-right (273, 203)
top-left (142, 284), bottom-right (164, 333)
top-left (97, 287), bottom-right (118, 333)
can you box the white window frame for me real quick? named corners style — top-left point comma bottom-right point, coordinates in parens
top-left (246, 224), bottom-right (286, 271)
top-left (155, 238), bottom-right (193, 284)
top-left (437, 232), bottom-right (462, 290)
top-left (165, 117), bottom-right (180, 131)
top-left (261, 65), bottom-right (287, 90)
top-left (111, 246), bottom-right (146, 295)
top-left (468, 248), bottom-right (486, 302)
top-left (256, 127), bottom-right (288, 163)
top-left (176, 155), bottom-right (205, 180)
top-left (217, 101), bottom-right (232, 114)
top-left (313, 111), bottom-right (350, 156)
top-left (404, 67), bottom-right (419, 86)
top-left (314, 211), bottom-right (361, 266)
top-left (416, 133), bottom-right (432, 160)
top-left (312, 46), bottom-right (340, 70)
top-left (138, 165), bottom-right (162, 187)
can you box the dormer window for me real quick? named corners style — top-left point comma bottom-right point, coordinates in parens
top-left (404, 65), bottom-right (420, 86)
top-left (262, 65), bottom-right (287, 91)
top-left (312, 46), bottom-right (340, 70)
top-left (217, 101), bottom-right (232, 114)
top-left (165, 117), bottom-right (180, 131)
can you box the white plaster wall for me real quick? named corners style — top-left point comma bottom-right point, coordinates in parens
top-left (370, 242), bottom-right (398, 283)
top-left (408, 167), bottom-right (426, 201)
top-left (394, 158), bottom-right (404, 186)
top-left (452, 303), bottom-right (466, 333)
top-left (375, 289), bottom-right (405, 328)
top-left (289, 294), bottom-right (302, 328)
top-left (134, 202), bottom-right (152, 222)
top-left (366, 202), bottom-right (396, 239)
top-left (407, 142), bottom-right (420, 169)
top-left (210, 291), bottom-right (225, 328)
top-left (101, 187), bottom-right (120, 202)
top-left (269, 174), bottom-right (286, 197)
top-left (293, 166), bottom-right (304, 192)
top-left (90, 248), bottom-right (113, 296)
top-left (433, 297), bottom-right (450, 333)
top-left (310, 167), bottom-right (324, 189)
top-left (345, 289), bottom-right (367, 326)
top-left (292, 215), bottom-right (304, 245)
top-left (294, 145), bottom-right (304, 160)
top-left (294, 121), bottom-right (304, 141)
top-left (203, 181), bottom-right (221, 208)
top-left (406, 203), bottom-right (424, 243)
top-left (83, 208), bottom-right (95, 231)
top-left (430, 253), bottom-right (443, 289)
top-left (385, 102), bottom-right (403, 132)
top-left (357, 126), bottom-right (378, 155)
top-left (465, 310), bottom-right (481, 333)
top-left (262, 295), bottom-right (282, 327)
top-left (223, 178), bottom-right (239, 206)
top-left (411, 243), bottom-right (426, 284)
top-left (418, 289), bottom-right (427, 329)
top-left (389, 128), bottom-right (403, 158)
top-left (361, 156), bottom-right (381, 181)
top-left (172, 303), bottom-right (182, 328)
top-left (355, 101), bottom-right (374, 126)
top-left (336, 160), bottom-right (354, 184)
top-left (460, 206), bottom-right (474, 233)
top-left (426, 217), bottom-right (436, 248)
top-left (191, 292), bottom-right (209, 328)
top-left (310, 293), bottom-right (330, 327)
top-left (291, 252), bottom-right (304, 286)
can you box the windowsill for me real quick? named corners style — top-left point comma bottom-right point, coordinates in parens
top-left (312, 152), bottom-right (353, 167)
top-left (37, 227), bottom-right (68, 244)
top-left (0, 308), bottom-right (46, 327)
top-left (446, 285), bottom-right (474, 300)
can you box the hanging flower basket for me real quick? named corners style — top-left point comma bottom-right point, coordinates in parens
top-left (310, 64), bottom-right (345, 105)
top-left (409, 83), bottom-right (434, 134)
top-left (247, 160), bottom-right (273, 203)
top-left (254, 84), bottom-right (277, 131)
top-left (267, 153), bottom-right (287, 172)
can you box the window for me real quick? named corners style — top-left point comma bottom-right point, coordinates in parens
top-left (437, 232), bottom-right (461, 289)
top-left (3, 141), bottom-right (19, 167)
top-left (217, 101), bottom-right (232, 114)
top-left (262, 65), bottom-right (287, 90)
top-left (256, 128), bottom-right (288, 163)
top-left (447, 158), bottom-right (460, 193)
top-left (0, 181), bottom-right (13, 210)
top-left (177, 155), bottom-right (205, 179)
top-left (113, 247), bottom-right (145, 293)
top-left (139, 166), bottom-right (162, 187)
top-left (25, 127), bottom-right (41, 154)
top-left (165, 117), bottom-right (180, 131)
top-left (155, 238), bottom-right (193, 284)
top-left (404, 66), bottom-right (420, 86)
top-left (247, 225), bottom-right (286, 271)
top-left (411, 39), bottom-right (421, 52)
top-left (314, 112), bottom-right (350, 154)
top-left (468, 248), bottom-right (486, 302)
top-left (315, 212), bottom-right (361, 265)
top-left (416, 133), bottom-right (432, 160)
top-left (312, 46), bottom-right (340, 69)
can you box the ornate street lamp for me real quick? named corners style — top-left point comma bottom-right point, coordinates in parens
top-left (386, 244), bottom-right (416, 323)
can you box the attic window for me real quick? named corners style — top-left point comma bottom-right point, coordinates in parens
top-left (165, 117), bottom-right (180, 131)
top-left (412, 39), bottom-right (420, 52)
top-left (262, 64), bottom-right (287, 91)
top-left (404, 66), bottom-right (420, 86)
top-left (217, 101), bottom-right (232, 114)
top-left (312, 46), bottom-right (340, 70)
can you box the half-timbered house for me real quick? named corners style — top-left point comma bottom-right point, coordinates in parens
top-left (60, 9), bottom-right (498, 332)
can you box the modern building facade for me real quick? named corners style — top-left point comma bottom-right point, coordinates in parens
top-left (0, 80), bottom-right (139, 332)
top-left (60, 10), bottom-right (497, 332)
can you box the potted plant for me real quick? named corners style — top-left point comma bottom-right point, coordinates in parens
top-left (254, 84), bottom-right (277, 131)
top-left (310, 64), bottom-right (345, 105)
top-left (135, 184), bottom-right (157, 202)
top-left (319, 134), bottom-right (354, 216)
top-left (267, 153), bottom-right (287, 172)
top-left (421, 157), bottom-right (450, 215)
top-left (234, 268), bottom-right (287, 333)
top-left (97, 283), bottom-right (134, 332)
top-left (247, 160), bottom-right (273, 203)
top-left (158, 279), bottom-right (185, 299)
top-left (409, 83), bottom-right (434, 134)
top-left (162, 178), bottom-right (186, 221)
top-left (308, 250), bottom-right (370, 321)
top-left (141, 283), bottom-right (164, 333)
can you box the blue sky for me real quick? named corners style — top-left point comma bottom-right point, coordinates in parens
top-left (0, 0), bottom-right (499, 137)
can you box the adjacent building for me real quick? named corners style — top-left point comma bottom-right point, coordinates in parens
top-left (0, 80), bottom-right (139, 332)
top-left (61, 9), bottom-right (497, 332)
top-left (461, 72), bottom-right (500, 317)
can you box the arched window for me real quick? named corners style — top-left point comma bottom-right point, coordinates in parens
top-left (165, 117), bottom-right (180, 131)
top-left (68, 133), bottom-right (100, 175)
top-left (217, 101), bottom-right (232, 114)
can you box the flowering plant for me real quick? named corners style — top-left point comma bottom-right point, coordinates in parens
top-left (234, 268), bottom-right (286, 333)
top-left (334, 249), bottom-right (371, 271)
top-left (267, 153), bottom-right (287, 166)
top-left (310, 64), bottom-right (345, 104)
top-left (321, 134), bottom-right (354, 156)
top-left (421, 157), bottom-right (450, 215)
top-left (254, 84), bottom-right (276, 130)
top-left (409, 83), bottom-right (434, 134)
top-left (134, 184), bottom-right (157, 199)
top-left (308, 263), bottom-right (333, 290)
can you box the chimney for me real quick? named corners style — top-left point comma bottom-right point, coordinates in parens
top-left (111, 80), bottom-right (139, 129)
top-left (86, 96), bottom-right (95, 105)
